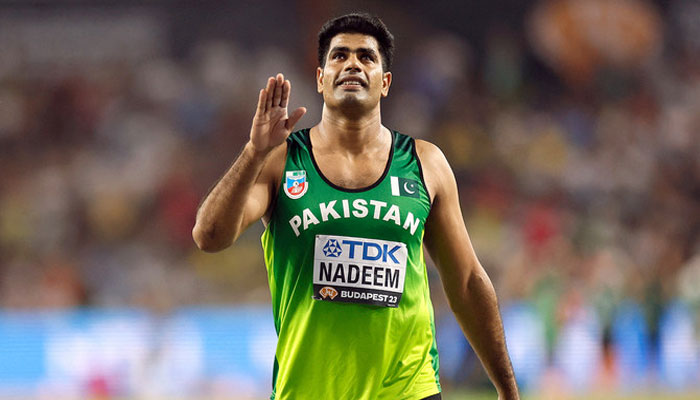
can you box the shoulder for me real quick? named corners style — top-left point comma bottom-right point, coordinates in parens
top-left (264, 128), bottom-right (311, 186)
top-left (414, 139), bottom-right (454, 203)
top-left (414, 139), bottom-right (448, 170)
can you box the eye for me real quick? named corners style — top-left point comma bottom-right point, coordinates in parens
top-left (361, 54), bottom-right (373, 61)
top-left (332, 53), bottom-right (345, 60)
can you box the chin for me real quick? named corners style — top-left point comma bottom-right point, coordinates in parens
top-left (324, 91), bottom-right (375, 113)
top-left (339, 94), bottom-right (364, 105)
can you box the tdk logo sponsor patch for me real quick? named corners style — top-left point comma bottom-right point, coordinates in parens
top-left (313, 234), bottom-right (407, 308)
top-left (322, 239), bottom-right (342, 257)
top-left (322, 238), bottom-right (402, 264)
top-left (339, 239), bottom-right (401, 263)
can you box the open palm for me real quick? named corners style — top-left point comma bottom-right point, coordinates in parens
top-left (250, 73), bottom-right (306, 154)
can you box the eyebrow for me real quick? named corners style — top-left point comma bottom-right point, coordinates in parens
top-left (329, 46), bottom-right (378, 58)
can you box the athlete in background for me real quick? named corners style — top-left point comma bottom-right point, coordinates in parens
top-left (193, 13), bottom-right (519, 400)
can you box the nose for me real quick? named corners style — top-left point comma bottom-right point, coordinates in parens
top-left (344, 54), bottom-right (362, 72)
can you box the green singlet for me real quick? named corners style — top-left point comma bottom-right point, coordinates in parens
top-left (261, 128), bottom-right (441, 399)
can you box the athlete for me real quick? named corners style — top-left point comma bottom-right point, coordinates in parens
top-left (193, 13), bottom-right (519, 400)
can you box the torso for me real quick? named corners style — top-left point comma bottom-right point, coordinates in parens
top-left (311, 151), bottom-right (388, 189)
top-left (308, 125), bottom-right (393, 190)
top-left (261, 128), bottom-right (440, 399)
top-left (264, 126), bottom-right (437, 222)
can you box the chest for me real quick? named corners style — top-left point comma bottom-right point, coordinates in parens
top-left (313, 151), bottom-right (389, 190)
top-left (275, 132), bottom-right (432, 242)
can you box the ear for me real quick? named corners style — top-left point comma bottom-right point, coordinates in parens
top-left (316, 67), bottom-right (324, 94)
top-left (381, 71), bottom-right (392, 97)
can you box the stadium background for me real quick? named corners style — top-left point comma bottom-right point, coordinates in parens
top-left (0, 0), bottom-right (698, 398)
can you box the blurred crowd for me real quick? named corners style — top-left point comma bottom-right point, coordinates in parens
top-left (0, 0), bottom-right (698, 393)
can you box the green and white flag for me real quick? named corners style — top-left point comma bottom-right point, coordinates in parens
top-left (390, 176), bottom-right (420, 198)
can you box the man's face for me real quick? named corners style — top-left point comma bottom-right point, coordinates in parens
top-left (317, 33), bottom-right (392, 112)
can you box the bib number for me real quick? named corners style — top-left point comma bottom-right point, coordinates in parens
top-left (312, 234), bottom-right (407, 308)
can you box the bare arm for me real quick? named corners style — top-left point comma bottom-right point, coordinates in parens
top-left (417, 140), bottom-right (519, 400)
top-left (192, 73), bottom-right (306, 252)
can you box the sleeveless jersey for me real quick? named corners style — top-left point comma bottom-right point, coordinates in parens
top-left (261, 128), bottom-right (441, 400)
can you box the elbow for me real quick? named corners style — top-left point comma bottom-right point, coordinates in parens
top-left (444, 263), bottom-right (488, 306)
top-left (463, 265), bottom-right (498, 304)
top-left (192, 223), bottom-right (230, 253)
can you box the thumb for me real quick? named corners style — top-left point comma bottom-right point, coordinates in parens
top-left (285, 107), bottom-right (307, 131)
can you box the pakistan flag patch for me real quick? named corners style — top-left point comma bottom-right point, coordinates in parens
top-left (390, 176), bottom-right (420, 198)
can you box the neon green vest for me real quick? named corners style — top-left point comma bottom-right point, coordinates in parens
top-left (261, 128), bottom-right (440, 399)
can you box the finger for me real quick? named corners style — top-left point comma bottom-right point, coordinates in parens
top-left (255, 89), bottom-right (266, 116)
top-left (285, 107), bottom-right (307, 131)
top-left (272, 73), bottom-right (284, 107)
top-left (280, 80), bottom-right (291, 108)
top-left (265, 77), bottom-right (275, 111)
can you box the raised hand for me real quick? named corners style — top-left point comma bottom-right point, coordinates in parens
top-left (250, 73), bottom-right (306, 155)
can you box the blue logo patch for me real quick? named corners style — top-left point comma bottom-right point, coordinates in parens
top-left (322, 239), bottom-right (342, 257)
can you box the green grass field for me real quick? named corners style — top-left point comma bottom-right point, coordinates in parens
top-left (444, 391), bottom-right (700, 400)
top-left (74, 393), bottom-right (700, 400)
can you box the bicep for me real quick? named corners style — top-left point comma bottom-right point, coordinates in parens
top-left (241, 143), bottom-right (286, 231)
top-left (421, 144), bottom-right (481, 290)
top-left (241, 180), bottom-right (273, 229)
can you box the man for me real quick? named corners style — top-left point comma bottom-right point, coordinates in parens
top-left (193, 13), bottom-right (519, 400)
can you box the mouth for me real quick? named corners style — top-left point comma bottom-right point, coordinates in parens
top-left (336, 77), bottom-right (367, 89)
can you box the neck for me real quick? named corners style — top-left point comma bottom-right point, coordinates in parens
top-left (315, 103), bottom-right (385, 154)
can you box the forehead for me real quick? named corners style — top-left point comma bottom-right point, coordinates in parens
top-left (328, 33), bottom-right (380, 53)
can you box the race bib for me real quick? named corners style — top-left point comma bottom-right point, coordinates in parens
top-left (312, 234), bottom-right (407, 308)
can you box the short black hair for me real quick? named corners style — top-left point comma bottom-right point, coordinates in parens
top-left (318, 13), bottom-right (395, 72)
